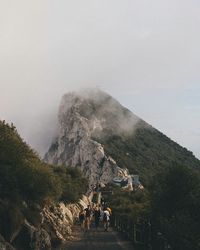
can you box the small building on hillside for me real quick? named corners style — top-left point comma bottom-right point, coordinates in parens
top-left (112, 171), bottom-right (144, 190)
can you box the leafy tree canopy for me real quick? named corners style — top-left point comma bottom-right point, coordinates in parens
top-left (0, 120), bottom-right (88, 241)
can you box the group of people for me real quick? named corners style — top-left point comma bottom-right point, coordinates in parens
top-left (79, 204), bottom-right (111, 232)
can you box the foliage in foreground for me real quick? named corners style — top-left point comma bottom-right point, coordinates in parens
top-left (108, 164), bottom-right (200, 250)
top-left (0, 120), bottom-right (88, 241)
top-left (150, 165), bottom-right (200, 250)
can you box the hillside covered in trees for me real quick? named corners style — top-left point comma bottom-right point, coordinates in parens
top-left (107, 163), bottom-right (200, 250)
top-left (0, 120), bottom-right (88, 249)
top-left (98, 122), bottom-right (200, 249)
top-left (93, 120), bottom-right (200, 186)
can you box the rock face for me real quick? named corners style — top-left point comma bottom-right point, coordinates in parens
top-left (13, 220), bottom-right (51, 250)
top-left (38, 196), bottom-right (90, 248)
top-left (10, 196), bottom-right (90, 250)
top-left (45, 89), bottom-right (141, 186)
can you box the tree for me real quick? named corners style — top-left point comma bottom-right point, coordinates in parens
top-left (150, 165), bottom-right (200, 250)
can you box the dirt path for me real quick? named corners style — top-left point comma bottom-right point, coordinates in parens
top-left (57, 225), bottom-right (134, 250)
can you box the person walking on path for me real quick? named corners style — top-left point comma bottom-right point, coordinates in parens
top-left (79, 208), bottom-right (85, 231)
top-left (103, 207), bottom-right (111, 232)
top-left (84, 205), bottom-right (92, 231)
top-left (94, 204), bottom-right (101, 230)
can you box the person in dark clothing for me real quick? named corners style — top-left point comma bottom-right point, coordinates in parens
top-left (79, 208), bottom-right (85, 230)
top-left (84, 205), bottom-right (92, 230)
top-left (94, 205), bottom-right (101, 230)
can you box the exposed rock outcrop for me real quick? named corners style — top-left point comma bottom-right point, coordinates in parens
top-left (13, 220), bottom-right (51, 250)
top-left (10, 196), bottom-right (90, 250)
top-left (45, 89), bottom-right (141, 186)
top-left (39, 196), bottom-right (90, 247)
top-left (41, 203), bottom-right (74, 246)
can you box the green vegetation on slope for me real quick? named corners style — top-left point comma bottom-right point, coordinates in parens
top-left (93, 122), bottom-right (200, 186)
top-left (0, 121), bottom-right (59, 204)
top-left (0, 120), bottom-right (88, 241)
top-left (94, 121), bottom-right (200, 249)
top-left (106, 164), bottom-right (200, 250)
top-left (110, 186), bottom-right (150, 221)
top-left (149, 165), bottom-right (200, 250)
top-left (52, 166), bottom-right (88, 203)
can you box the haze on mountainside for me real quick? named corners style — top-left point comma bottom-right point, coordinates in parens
top-left (45, 88), bottom-right (200, 186)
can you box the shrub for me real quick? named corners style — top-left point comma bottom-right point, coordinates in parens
top-left (52, 166), bottom-right (88, 203)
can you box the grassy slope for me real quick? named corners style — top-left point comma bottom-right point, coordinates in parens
top-left (93, 122), bottom-right (200, 186)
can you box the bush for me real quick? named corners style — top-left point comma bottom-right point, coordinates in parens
top-left (0, 121), bottom-right (61, 204)
top-left (150, 165), bottom-right (200, 250)
top-left (109, 187), bottom-right (150, 222)
top-left (52, 166), bottom-right (88, 203)
top-left (0, 121), bottom-right (88, 241)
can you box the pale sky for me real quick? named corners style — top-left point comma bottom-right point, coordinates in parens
top-left (0, 0), bottom-right (200, 159)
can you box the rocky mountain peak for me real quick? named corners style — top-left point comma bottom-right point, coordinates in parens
top-left (45, 89), bottom-right (141, 186)
top-left (59, 88), bottom-right (140, 134)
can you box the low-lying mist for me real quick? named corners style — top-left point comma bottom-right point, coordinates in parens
top-left (60, 88), bottom-right (142, 136)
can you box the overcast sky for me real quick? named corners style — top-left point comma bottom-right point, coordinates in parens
top-left (0, 0), bottom-right (200, 159)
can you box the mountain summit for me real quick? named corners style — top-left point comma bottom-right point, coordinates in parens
top-left (44, 89), bottom-right (141, 186)
top-left (45, 89), bottom-right (200, 186)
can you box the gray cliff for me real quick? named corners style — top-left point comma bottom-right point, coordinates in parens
top-left (44, 89), bottom-right (141, 186)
